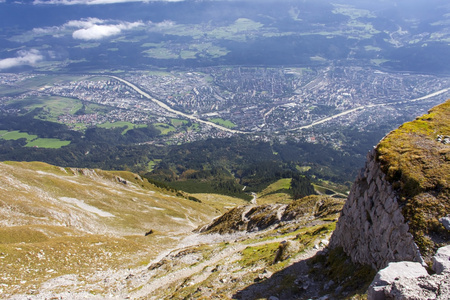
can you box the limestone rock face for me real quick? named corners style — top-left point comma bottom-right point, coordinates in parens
top-left (329, 149), bottom-right (422, 270)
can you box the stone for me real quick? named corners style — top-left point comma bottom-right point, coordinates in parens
top-left (368, 261), bottom-right (428, 300)
top-left (439, 216), bottom-right (450, 231)
top-left (258, 269), bottom-right (273, 280)
top-left (385, 272), bottom-right (450, 300)
top-left (324, 280), bottom-right (334, 290)
top-left (432, 245), bottom-right (450, 275)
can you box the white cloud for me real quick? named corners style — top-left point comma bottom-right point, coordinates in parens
top-left (33, 0), bottom-right (183, 5)
top-left (32, 18), bottom-right (144, 40)
top-left (0, 50), bottom-right (44, 70)
top-left (71, 20), bottom-right (143, 40)
top-left (73, 24), bottom-right (122, 40)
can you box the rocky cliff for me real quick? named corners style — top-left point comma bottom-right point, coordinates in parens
top-left (330, 99), bottom-right (450, 270)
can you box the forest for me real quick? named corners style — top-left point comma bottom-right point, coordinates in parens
top-left (0, 112), bottom-right (366, 199)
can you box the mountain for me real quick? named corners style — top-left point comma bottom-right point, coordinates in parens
top-left (2, 99), bottom-right (449, 299)
top-left (0, 161), bottom-right (247, 297)
top-left (1, 159), bottom-right (350, 299)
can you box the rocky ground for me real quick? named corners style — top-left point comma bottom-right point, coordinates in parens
top-left (5, 192), bottom-right (377, 299)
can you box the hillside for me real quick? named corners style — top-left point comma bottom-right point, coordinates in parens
top-left (0, 161), bottom-right (247, 297)
top-left (1, 159), bottom-right (360, 299)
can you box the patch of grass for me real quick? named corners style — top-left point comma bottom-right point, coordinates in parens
top-left (296, 165), bottom-right (311, 173)
top-left (25, 138), bottom-right (71, 148)
top-left (180, 50), bottom-right (197, 59)
top-left (147, 159), bottom-right (161, 172)
top-left (153, 123), bottom-right (176, 135)
top-left (171, 118), bottom-right (189, 127)
top-left (0, 234), bottom-right (147, 295)
top-left (294, 223), bottom-right (336, 248)
top-left (98, 121), bottom-right (146, 134)
top-left (0, 226), bottom-right (49, 244)
top-left (142, 47), bottom-right (179, 59)
top-left (239, 242), bottom-right (280, 267)
top-left (257, 178), bottom-right (293, 204)
top-left (0, 130), bottom-right (37, 141)
top-left (208, 118), bottom-right (236, 128)
top-left (7, 96), bottom-right (83, 121)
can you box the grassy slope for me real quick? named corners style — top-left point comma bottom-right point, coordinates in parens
top-left (376, 99), bottom-right (450, 257)
top-left (0, 161), bottom-right (247, 296)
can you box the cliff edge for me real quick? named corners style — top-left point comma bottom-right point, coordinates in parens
top-left (330, 99), bottom-right (450, 269)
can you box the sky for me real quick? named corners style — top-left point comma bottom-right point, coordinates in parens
top-left (0, 0), bottom-right (449, 72)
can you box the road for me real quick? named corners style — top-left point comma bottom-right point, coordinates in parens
top-left (109, 75), bottom-right (248, 134)
top-left (290, 87), bottom-right (450, 132)
top-left (111, 75), bottom-right (448, 135)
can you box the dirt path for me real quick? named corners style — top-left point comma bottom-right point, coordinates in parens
top-left (129, 233), bottom-right (323, 299)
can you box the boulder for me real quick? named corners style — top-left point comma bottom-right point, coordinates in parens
top-left (386, 272), bottom-right (450, 299)
top-left (368, 261), bottom-right (428, 300)
top-left (439, 216), bottom-right (450, 231)
top-left (432, 245), bottom-right (450, 275)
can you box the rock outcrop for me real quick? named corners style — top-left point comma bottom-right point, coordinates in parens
top-left (368, 245), bottom-right (450, 300)
top-left (199, 195), bottom-right (343, 234)
top-left (330, 100), bottom-right (450, 270)
top-left (329, 149), bottom-right (422, 269)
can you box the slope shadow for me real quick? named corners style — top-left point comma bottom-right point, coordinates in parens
top-left (232, 248), bottom-right (373, 300)
top-left (232, 253), bottom-right (323, 300)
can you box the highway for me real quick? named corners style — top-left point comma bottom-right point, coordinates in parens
top-left (291, 87), bottom-right (450, 132)
top-left (109, 75), bottom-right (249, 134)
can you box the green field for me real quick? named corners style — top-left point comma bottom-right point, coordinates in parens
top-left (208, 118), bottom-right (236, 129)
top-left (22, 96), bottom-right (82, 121)
top-left (142, 48), bottom-right (179, 60)
top-left (0, 130), bottom-right (70, 149)
top-left (171, 119), bottom-right (189, 127)
top-left (25, 138), bottom-right (71, 149)
top-left (98, 121), bottom-right (147, 135)
top-left (147, 159), bottom-right (162, 172)
top-left (0, 131), bottom-right (37, 141)
top-left (153, 123), bottom-right (176, 135)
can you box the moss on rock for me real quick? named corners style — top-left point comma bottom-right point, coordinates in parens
top-left (376, 99), bottom-right (450, 258)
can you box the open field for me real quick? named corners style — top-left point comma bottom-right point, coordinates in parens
top-left (25, 138), bottom-right (71, 148)
top-left (0, 130), bottom-right (70, 149)
top-left (208, 118), bottom-right (236, 129)
top-left (0, 130), bottom-right (37, 141)
top-left (98, 121), bottom-right (147, 134)
top-left (153, 123), bottom-right (176, 135)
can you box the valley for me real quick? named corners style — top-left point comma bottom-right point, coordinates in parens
top-left (1, 1), bottom-right (449, 298)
